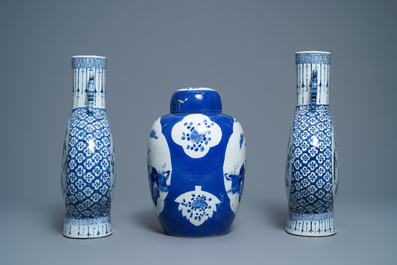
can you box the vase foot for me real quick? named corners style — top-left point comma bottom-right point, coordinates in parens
top-left (285, 212), bottom-right (336, 237)
top-left (63, 216), bottom-right (113, 239)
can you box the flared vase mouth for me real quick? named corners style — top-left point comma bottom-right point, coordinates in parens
top-left (71, 55), bottom-right (107, 69)
top-left (72, 55), bottom-right (107, 59)
top-left (295, 51), bottom-right (331, 65)
top-left (296, 51), bottom-right (331, 54)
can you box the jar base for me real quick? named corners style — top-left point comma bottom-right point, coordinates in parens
top-left (63, 216), bottom-right (113, 239)
top-left (285, 212), bottom-right (336, 237)
top-left (163, 229), bottom-right (231, 238)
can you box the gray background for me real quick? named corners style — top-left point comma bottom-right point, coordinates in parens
top-left (1, 0), bottom-right (396, 264)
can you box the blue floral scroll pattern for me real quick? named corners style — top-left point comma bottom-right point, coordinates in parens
top-left (148, 165), bottom-right (170, 206)
top-left (288, 105), bottom-right (334, 215)
top-left (175, 186), bottom-right (221, 226)
top-left (150, 129), bottom-right (158, 139)
top-left (223, 119), bottom-right (246, 214)
top-left (63, 108), bottom-right (114, 221)
top-left (239, 134), bottom-right (244, 149)
top-left (224, 164), bottom-right (245, 202)
top-left (296, 53), bottom-right (330, 65)
top-left (147, 118), bottom-right (172, 215)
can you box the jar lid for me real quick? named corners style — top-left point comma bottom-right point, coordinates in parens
top-left (170, 87), bottom-right (222, 113)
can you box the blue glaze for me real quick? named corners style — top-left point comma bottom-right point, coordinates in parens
top-left (170, 87), bottom-right (222, 113)
top-left (148, 88), bottom-right (246, 237)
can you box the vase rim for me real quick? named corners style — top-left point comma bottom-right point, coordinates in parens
top-left (72, 55), bottom-right (107, 59)
top-left (296, 51), bottom-right (330, 54)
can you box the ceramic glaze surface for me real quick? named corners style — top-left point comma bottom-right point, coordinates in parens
top-left (61, 56), bottom-right (115, 238)
top-left (285, 51), bottom-right (339, 237)
top-left (148, 87), bottom-right (246, 237)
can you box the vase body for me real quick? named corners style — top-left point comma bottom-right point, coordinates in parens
top-left (147, 88), bottom-right (246, 237)
top-left (285, 51), bottom-right (339, 236)
top-left (61, 55), bottom-right (115, 238)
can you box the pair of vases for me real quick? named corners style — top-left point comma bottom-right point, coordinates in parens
top-left (61, 51), bottom-right (338, 239)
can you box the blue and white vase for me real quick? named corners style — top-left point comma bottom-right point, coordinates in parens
top-left (61, 55), bottom-right (115, 238)
top-left (285, 51), bottom-right (339, 236)
top-left (147, 88), bottom-right (246, 237)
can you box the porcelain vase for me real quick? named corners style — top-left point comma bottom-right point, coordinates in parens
top-left (285, 51), bottom-right (339, 236)
top-left (61, 55), bottom-right (115, 238)
top-left (147, 87), bottom-right (246, 237)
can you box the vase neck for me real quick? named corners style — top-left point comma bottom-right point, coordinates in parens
top-left (71, 56), bottom-right (107, 110)
top-left (295, 52), bottom-right (330, 108)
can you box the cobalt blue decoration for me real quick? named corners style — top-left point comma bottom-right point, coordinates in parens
top-left (61, 55), bottom-right (115, 238)
top-left (285, 51), bottom-right (339, 236)
top-left (148, 88), bottom-right (246, 237)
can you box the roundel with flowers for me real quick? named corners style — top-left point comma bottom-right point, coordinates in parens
top-left (175, 186), bottom-right (221, 226)
top-left (171, 114), bottom-right (222, 159)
